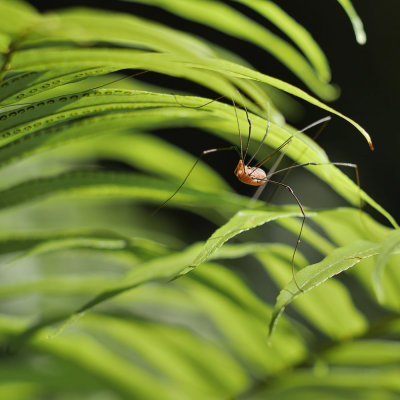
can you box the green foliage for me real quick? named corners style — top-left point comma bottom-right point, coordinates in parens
top-left (0, 1), bottom-right (399, 399)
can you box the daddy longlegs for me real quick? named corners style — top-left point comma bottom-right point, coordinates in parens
top-left (155, 99), bottom-right (361, 292)
top-left (0, 70), bottom-right (361, 290)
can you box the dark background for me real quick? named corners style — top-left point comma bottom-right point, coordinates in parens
top-left (26, 0), bottom-right (400, 226)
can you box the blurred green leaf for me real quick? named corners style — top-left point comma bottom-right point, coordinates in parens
top-left (32, 328), bottom-right (182, 400)
top-left (81, 313), bottom-right (249, 399)
top-left (0, 171), bottom-right (249, 213)
top-left (181, 207), bottom-right (306, 277)
top-left (258, 245), bottom-right (367, 339)
top-left (323, 339), bottom-right (400, 365)
top-left (373, 229), bottom-right (400, 302)
top-left (337, 0), bottom-right (367, 44)
top-left (124, 0), bottom-right (337, 99)
top-left (0, 230), bottom-right (169, 263)
top-left (236, 0), bottom-right (331, 82)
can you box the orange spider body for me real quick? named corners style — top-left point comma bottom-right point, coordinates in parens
top-left (234, 160), bottom-right (267, 186)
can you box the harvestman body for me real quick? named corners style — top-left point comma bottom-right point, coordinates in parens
top-left (156, 100), bottom-right (361, 291)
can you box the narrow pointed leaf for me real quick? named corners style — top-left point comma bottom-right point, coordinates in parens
top-left (323, 339), bottom-right (400, 365)
top-left (0, 67), bottom-right (117, 105)
top-left (32, 329), bottom-right (180, 400)
top-left (189, 57), bottom-right (374, 150)
top-left (179, 207), bottom-right (306, 277)
top-left (373, 229), bottom-right (400, 302)
top-left (236, 0), bottom-right (331, 81)
top-left (125, 0), bottom-right (336, 99)
top-left (0, 0), bottom-right (39, 35)
top-left (1, 230), bottom-right (168, 264)
top-left (258, 245), bottom-right (367, 339)
top-left (269, 240), bottom-right (380, 336)
top-left (48, 241), bottom-right (282, 335)
top-left (0, 171), bottom-right (249, 213)
top-left (8, 47), bottom-right (367, 148)
top-left (337, 0), bottom-right (367, 44)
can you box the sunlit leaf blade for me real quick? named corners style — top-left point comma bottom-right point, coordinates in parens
top-left (323, 339), bottom-right (400, 366)
top-left (1, 2), bottom-right (398, 399)
top-left (7, 243), bottom-right (201, 345)
top-left (0, 230), bottom-right (169, 264)
top-left (313, 215), bottom-right (400, 309)
top-left (0, 0), bottom-right (38, 36)
top-left (180, 263), bottom-right (307, 373)
top-left (0, 277), bottom-right (129, 301)
top-left (258, 245), bottom-right (367, 339)
top-left (247, 367), bottom-right (400, 399)
top-left (276, 217), bottom-right (335, 256)
top-left (81, 313), bottom-right (250, 398)
top-left (7, 47), bottom-right (366, 146)
top-left (236, 0), bottom-right (331, 82)
top-left (337, 0), bottom-right (367, 45)
top-left (61, 245), bottom-right (196, 327)
top-left (1, 231), bottom-right (125, 256)
top-left (181, 208), bottom-right (305, 278)
top-left (1, 86), bottom-right (391, 227)
top-left (187, 258), bottom-right (270, 320)
top-left (32, 329), bottom-right (183, 400)
top-left (0, 90), bottom-right (200, 138)
top-left (53, 8), bottom-right (216, 59)
top-left (0, 171), bottom-right (250, 214)
top-left (373, 229), bottom-right (400, 302)
top-left (0, 108), bottom-right (217, 168)
top-left (269, 240), bottom-right (380, 336)
top-left (46, 241), bottom-right (278, 336)
top-left (75, 131), bottom-right (231, 193)
top-left (125, 0), bottom-right (337, 99)
top-left (8, 48), bottom-right (244, 110)
top-left (312, 208), bottom-right (393, 245)
top-left (0, 67), bottom-right (118, 105)
top-left (0, 127), bottom-right (228, 193)
top-left (0, 243), bottom-right (269, 300)
top-left (189, 58), bottom-right (374, 150)
top-left (0, 352), bottom-right (110, 399)
top-left (0, 32), bottom-right (11, 54)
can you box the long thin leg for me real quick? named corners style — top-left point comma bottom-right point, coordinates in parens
top-left (89, 70), bottom-right (149, 91)
top-left (152, 145), bottom-right (239, 215)
top-left (246, 101), bottom-right (272, 167)
top-left (268, 161), bottom-right (362, 209)
top-left (267, 179), bottom-right (306, 292)
top-left (264, 161), bottom-right (362, 291)
top-left (233, 99), bottom-right (264, 165)
top-left (173, 94), bottom-right (264, 167)
top-left (298, 116), bottom-right (331, 133)
top-left (246, 120), bottom-right (270, 166)
top-left (250, 135), bottom-right (293, 171)
top-left (241, 103), bottom-right (252, 163)
top-left (172, 94), bottom-right (225, 109)
top-left (265, 118), bottom-right (331, 203)
top-left (251, 117), bottom-right (331, 172)
top-left (269, 161), bottom-right (358, 177)
top-left (248, 138), bottom-right (292, 207)
top-left (232, 99), bottom-right (245, 163)
top-left (234, 89), bottom-right (255, 164)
